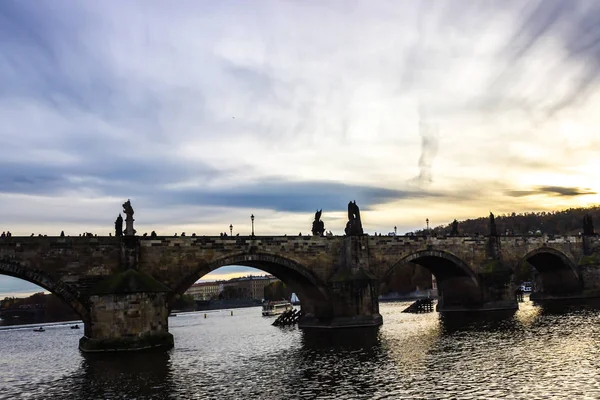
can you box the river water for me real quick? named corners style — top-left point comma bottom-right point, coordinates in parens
top-left (2, 299), bottom-right (600, 399)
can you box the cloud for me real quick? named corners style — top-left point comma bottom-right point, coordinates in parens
top-left (198, 266), bottom-right (266, 282)
top-left (0, 0), bottom-right (599, 240)
top-left (494, 0), bottom-right (600, 115)
top-left (0, 276), bottom-right (45, 298)
top-left (411, 105), bottom-right (439, 184)
top-left (507, 186), bottom-right (597, 197)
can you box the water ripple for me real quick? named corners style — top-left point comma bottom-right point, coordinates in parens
top-left (2, 300), bottom-right (600, 399)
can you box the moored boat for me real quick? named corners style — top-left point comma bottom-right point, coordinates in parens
top-left (262, 300), bottom-right (293, 316)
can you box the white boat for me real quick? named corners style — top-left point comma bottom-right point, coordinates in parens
top-left (520, 282), bottom-right (533, 292)
top-left (290, 293), bottom-right (300, 305)
top-left (262, 300), bottom-right (293, 316)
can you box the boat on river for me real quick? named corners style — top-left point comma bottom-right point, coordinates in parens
top-left (71, 324), bottom-right (80, 329)
top-left (33, 327), bottom-right (45, 332)
top-left (262, 300), bottom-right (293, 316)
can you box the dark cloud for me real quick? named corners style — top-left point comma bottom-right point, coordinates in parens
top-left (507, 186), bottom-right (596, 197)
top-left (0, 157), bottom-right (440, 213)
top-left (159, 180), bottom-right (440, 213)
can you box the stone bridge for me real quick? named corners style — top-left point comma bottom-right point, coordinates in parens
top-left (1, 233), bottom-right (599, 352)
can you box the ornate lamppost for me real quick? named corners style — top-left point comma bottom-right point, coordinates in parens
top-left (251, 214), bottom-right (255, 237)
top-left (230, 224), bottom-right (233, 236)
top-left (394, 226), bottom-right (397, 235)
top-left (426, 218), bottom-right (429, 234)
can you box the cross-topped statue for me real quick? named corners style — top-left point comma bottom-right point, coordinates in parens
top-left (122, 200), bottom-right (136, 236)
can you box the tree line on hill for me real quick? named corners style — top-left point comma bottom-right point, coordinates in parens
top-left (413, 205), bottom-right (600, 236)
top-left (0, 292), bottom-right (80, 325)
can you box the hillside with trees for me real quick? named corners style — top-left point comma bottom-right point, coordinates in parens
top-left (413, 205), bottom-right (600, 236)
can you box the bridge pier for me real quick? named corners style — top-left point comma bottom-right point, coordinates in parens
top-left (435, 261), bottom-right (519, 314)
top-left (299, 236), bottom-right (383, 329)
top-left (79, 270), bottom-right (174, 353)
top-left (299, 269), bottom-right (383, 329)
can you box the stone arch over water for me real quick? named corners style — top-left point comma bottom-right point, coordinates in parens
top-left (383, 250), bottom-right (483, 308)
top-left (519, 247), bottom-right (581, 295)
top-left (0, 258), bottom-right (91, 323)
top-left (170, 252), bottom-right (332, 320)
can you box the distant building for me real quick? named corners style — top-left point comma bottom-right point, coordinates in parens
top-left (185, 274), bottom-right (280, 301)
top-left (185, 281), bottom-right (220, 300)
top-left (226, 274), bottom-right (279, 300)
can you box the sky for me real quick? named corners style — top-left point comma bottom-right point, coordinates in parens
top-left (2, 0), bottom-right (600, 297)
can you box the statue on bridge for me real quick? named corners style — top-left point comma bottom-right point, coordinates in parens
top-left (489, 212), bottom-right (498, 236)
top-left (311, 209), bottom-right (325, 236)
top-left (345, 200), bottom-right (364, 236)
top-left (583, 214), bottom-right (595, 236)
top-left (451, 219), bottom-right (459, 235)
top-left (115, 214), bottom-right (123, 237)
top-left (122, 200), bottom-right (136, 236)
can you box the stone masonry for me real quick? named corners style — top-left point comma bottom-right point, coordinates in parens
top-left (1, 233), bottom-right (599, 351)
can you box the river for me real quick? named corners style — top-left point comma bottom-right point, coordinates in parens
top-left (2, 299), bottom-right (600, 399)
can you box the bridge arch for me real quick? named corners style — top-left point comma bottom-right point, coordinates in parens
top-left (0, 259), bottom-right (90, 322)
top-left (383, 250), bottom-right (482, 307)
top-left (518, 247), bottom-right (581, 294)
top-left (170, 252), bottom-right (332, 318)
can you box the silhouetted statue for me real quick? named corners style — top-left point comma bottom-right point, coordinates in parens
top-left (150, 231), bottom-right (157, 237)
top-left (583, 214), bottom-right (595, 236)
top-left (311, 209), bottom-right (325, 236)
top-left (115, 214), bottom-right (123, 237)
top-left (122, 200), bottom-right (136, 236)
top-left (489, 212), bottom-right (497, 236)
top-left (345, 200), bottom-right (364, 236)
top-left (450, 219), bottom-right (459, 235)
top-left (60, 230), bottom-right (65, 237)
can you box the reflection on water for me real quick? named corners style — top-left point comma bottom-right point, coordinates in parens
top-left (2, 300), bottom-right (600, 399)
top-left (75, 352), bottom-right (175, 399)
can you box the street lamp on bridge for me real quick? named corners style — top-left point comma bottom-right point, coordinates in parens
top-left (394, 226), bottom-right (397, 235)
top-left (426, 218), bottom-right (429, 233)
top-left (251, 214), bottom-right (255, 237)
top-left (230, 224), bottom-right (233, 236)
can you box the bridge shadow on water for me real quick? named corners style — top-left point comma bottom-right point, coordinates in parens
top-left (74, 350), bottom-right (175, 399)
top-left (437, 310), bottom-right (521, 335)
top-left (533, 297), bottom-right (600, 315)
top-left (437, 297), bottom-right (600, 335)
top-left (301, 327), bottom-right (382, 351)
